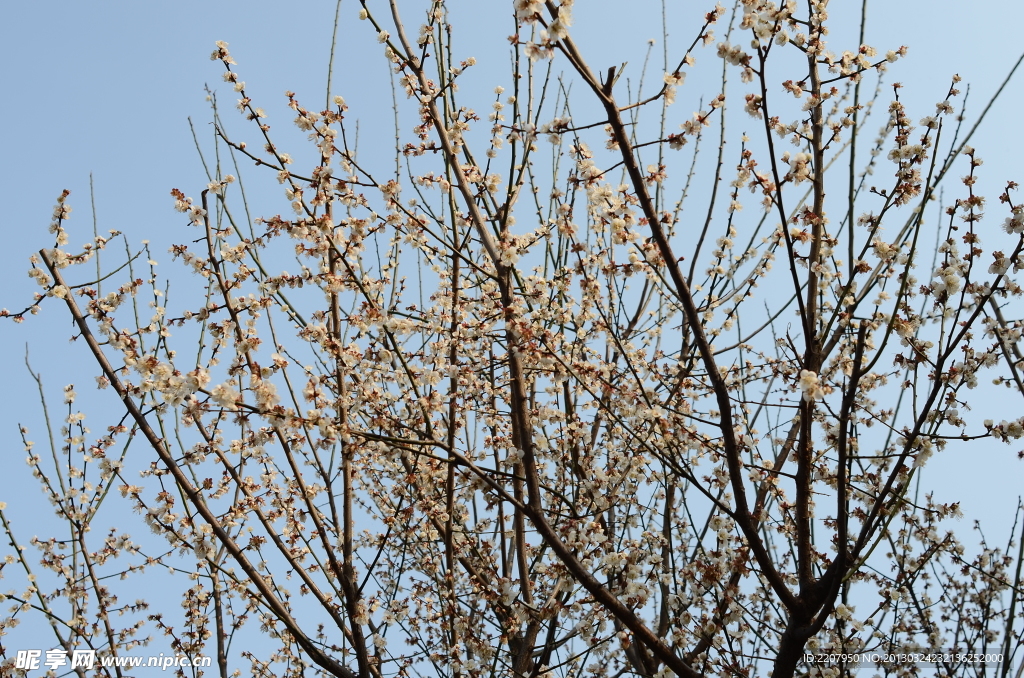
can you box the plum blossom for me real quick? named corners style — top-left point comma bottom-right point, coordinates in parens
top-left (798, 369), bottom-right (825, 401)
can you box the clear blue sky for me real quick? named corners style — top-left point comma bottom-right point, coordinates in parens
top-left (2, 0), bottom-right (1022, 665)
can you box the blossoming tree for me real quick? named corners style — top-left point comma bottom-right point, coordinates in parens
top-left (5, 1), bottom-right (1024, 677)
